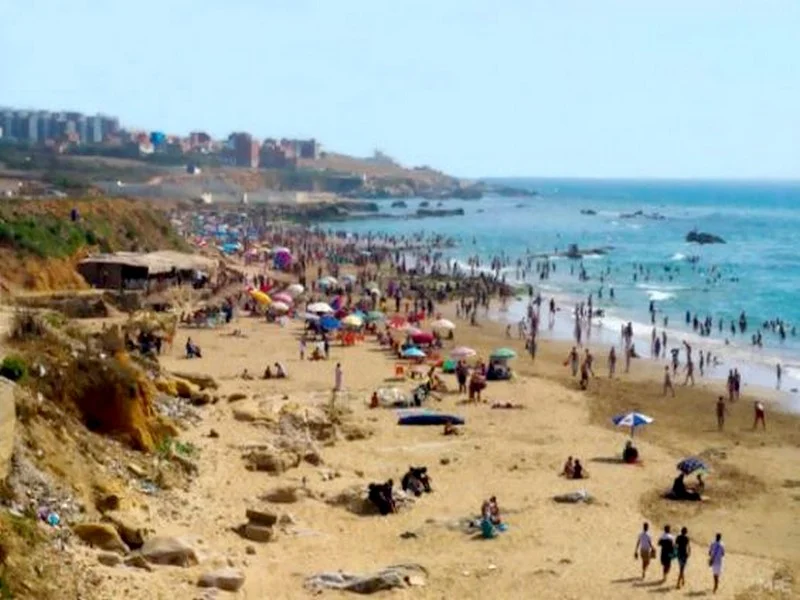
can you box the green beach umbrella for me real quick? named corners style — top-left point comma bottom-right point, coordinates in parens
top-left (490, 347), bottom-right (517, 360)
top-left (365, 310), bottom-right (386, 322)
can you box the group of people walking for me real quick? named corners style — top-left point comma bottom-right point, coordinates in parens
top-left (634, 522), bottom-right (725, 594)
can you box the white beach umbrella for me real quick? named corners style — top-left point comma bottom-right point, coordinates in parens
top-left (318, 276), bottom-right (338, 287)
top-left (450, 346), bottom-right (477, 359)
top-left (270, 301), bottom-right (290, 314)
top-left (307, 302), bottom-right (334, 314)
top-left (431, 318), bottom-right (456, 331)
top-left (286, 283), bottom-right (305, 297)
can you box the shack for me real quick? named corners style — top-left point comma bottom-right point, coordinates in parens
top-left (78, 251), bottom-right (218, 291)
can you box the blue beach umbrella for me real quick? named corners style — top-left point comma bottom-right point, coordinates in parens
top-left (402, 347), bottom-right (426, 359)
top-left (319, 315), bottom-right (341, 331)
top-left (677, 457), bottom-right (708, 475)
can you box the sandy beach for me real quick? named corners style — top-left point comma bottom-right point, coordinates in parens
top-left (61, 276), bottom-right (800, 600)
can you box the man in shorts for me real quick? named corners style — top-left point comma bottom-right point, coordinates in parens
top-left (708, 532), bottom-right (725, 594)
top-left (658, 525), bottom-right (675, 583)
top-left (634, 522), bottom-right (655, 579)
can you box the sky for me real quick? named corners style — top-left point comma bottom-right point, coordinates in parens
top-left (2, 0), bottom-right (800, 179)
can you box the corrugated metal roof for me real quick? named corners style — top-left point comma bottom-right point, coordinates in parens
top-left (79, 251), bottom-right (217, 275)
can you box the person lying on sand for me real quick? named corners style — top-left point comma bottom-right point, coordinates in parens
top-left (491, 402), bottom-right (524, 409)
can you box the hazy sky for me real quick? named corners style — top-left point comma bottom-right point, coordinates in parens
top-left (2, 1), bottom-right (799, 178)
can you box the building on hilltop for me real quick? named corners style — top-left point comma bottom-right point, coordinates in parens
top-left (229, 132), bottom-right (259, 168)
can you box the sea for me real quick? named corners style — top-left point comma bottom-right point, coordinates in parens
top-left (337, 179), bottom-right (800, 406)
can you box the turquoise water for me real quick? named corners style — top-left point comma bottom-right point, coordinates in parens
top-left (340, 179), bottom-right (800, 392)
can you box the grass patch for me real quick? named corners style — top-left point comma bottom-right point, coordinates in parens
top-left (0, 216), bottom-right (96, 259)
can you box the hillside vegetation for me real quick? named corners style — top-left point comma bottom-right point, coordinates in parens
top-left (0, 198), bottom-right (188, 291)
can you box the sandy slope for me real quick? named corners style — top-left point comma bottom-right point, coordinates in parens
top-left (76, 305), bottom-right (799, 600)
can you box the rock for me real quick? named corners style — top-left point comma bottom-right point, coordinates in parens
top-left (245, 545), bottom-right (256, 555)
top-left (140, 536), bottom-right (199, 567)
top-left (73, 523), bottom-right (130, 555)
top-left (97, 552), bottom-right (122, 567)
top-left (278, 513), bottom-right (296, 526)
top-left (198, 568), bottom-right (245, 592)
top-left (440, 457), bottom-right (451, 466)
top-left (228, 393), bottom-right (247, 403)
top-left (102, 511), bottom-right (148, 550)
top-left (190, 391), bottom-right (212, 406)
top-left (240, 524), bottom-right (274, 543)
top-left (174, 378), bottom-right (199, 400)
top-left (0, 378), bottom-right (16, 484)
top-left (686, 230), bottom-right (725, 244)
top-left (171, 371), bottom-right (219, 390)
top-left (232, 407), bottom-right (259, 423)
top-left (261, 485), bottom-right (311, 504)
top-left (127, 463), bottom-right (147, 478)
top-left (245, 508), bottom-right (278, 527)
top-left (305, 564), bottom-right (427, 594)
top-left (244, 448), bottom-right (300, 473)
top-left (171, 452), bottom-right (199, 476)
top-left (208, 429), bottom-right (220, 438)
top-left (123, 554), bottom-right (153, 571)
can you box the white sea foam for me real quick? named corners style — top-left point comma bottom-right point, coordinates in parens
top-left (671, 252), bottom-right (686, 261)
top-left (646, 290), bottom-right (676, 302)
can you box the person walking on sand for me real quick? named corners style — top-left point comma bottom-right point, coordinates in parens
top-left (300, 338), bottom-right (307, 361)
top-left (663, 366), bottom-right (676, 397)
top-left (776, 362), bottom-right (782, 389)
top-left (716, 396), bottom-right (727, 431)
top-left (608, 346), bottom-right (617, 378)
top-left (683, 359), bottom-right (695, 386)
top-left (708, 533), bottom-right (725, 594)
top-left (334, 362), bottom-right (343, 391)
top-left (658, 525), bottom-right (676, 583)
top-left (565, 347), bottom-right (579, 377)
top-left (675, 526), bottom-right (691, 589)
top-left (634, 522), bottom-right (655, 580)
top-left (753, 400), bottom-right (766, 430)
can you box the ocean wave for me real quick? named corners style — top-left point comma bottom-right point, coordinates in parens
top-left (671, 253), bottom-right (686, 261)
top-left (646, 290), bottom-right (676, 302)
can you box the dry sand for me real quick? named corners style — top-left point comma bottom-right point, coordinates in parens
top-left (76, 301), bottom-right (800, 600)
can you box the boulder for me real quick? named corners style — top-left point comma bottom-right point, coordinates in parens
top-left (245, 508), bottom-right (278, 527)
top-left (72, 523), bottom-right (130, 555)
top-left (123, 554), bottom-right (154, 571)
top-left (261, 485), bottom-right (314, 504)
top-left (686, 230), bottom-right (725, 244)
top-left (170, 371), bottom-right (218, 390)
top-left (198, 568), bottom-right (245, 592)
top-left (0, 378), bottom-right (15, 484)
top-left (173, 378), bottom-right (199, 400)
top-left (244, 448), bottom-right (300, 473)
top-left (140, 536), bottom-right (199, 567)
top-left (240, 524), bottom-right (274, 543)
top-left (102, 511), bottom-right (149, 550)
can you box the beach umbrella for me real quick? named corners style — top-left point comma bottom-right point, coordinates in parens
top-left (303, 312), bottom-right (320, 322)
top-left (341, 274), bottom-right (357, 283)
top-left (308, 302), bottom-right (334, 314)
top-left (411, 331), bottom-right (435, 345)
top-left (367, 287), bottom-right (381, 297)
top-left (273, 246), bottom-right (291, 255)
top-left (431, 318), bottom-right (455, 331)
top-left (388, 315), bottom-right (407, 328)
top-left (319, 315), bottom-right (341, 330)
top-left (270, 301), bottom-right (290, 314)
top-left (249, 289), bottom-right (271, 305)
top-left (318, 276), bottom-right (338, 287)
top-left (342, 314), bottom-right (364, 328)
top-left (451, 346), bottom-right (477, 359)
top-left (677, 457), bottom-right (708, 475)
top-left (271, 292), bottom-right (293, 305)
top-left (365, 310), bottom-right (386, 323)
top-left (402, 347), bottom-right (426, 359)
top-left (612, 411), bottom-right (653, 436)
top-left (490, 347), bottom-right (517, 360)
top-left (286, 283), bottom-right (305, 297)
top-left (442, 359), bottom-right (457, 373)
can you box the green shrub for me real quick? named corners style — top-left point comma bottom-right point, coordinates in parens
top-left (0, 355), bottom-right (27, 382)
